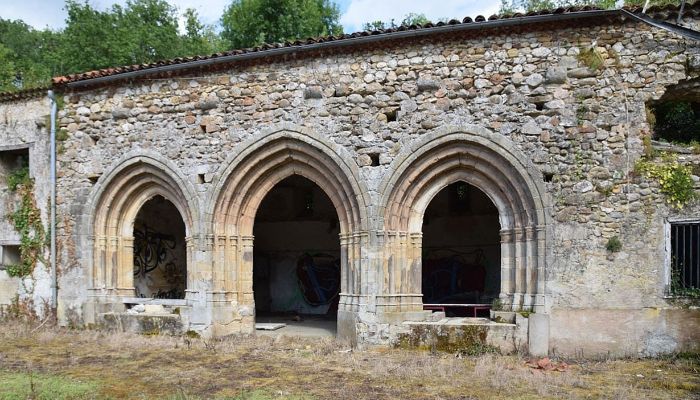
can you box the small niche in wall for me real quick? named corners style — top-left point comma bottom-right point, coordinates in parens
top-left (0, 245), bottom-right (21, 270)
top-left (0, 147), bottom-right (30, 190)
top-left (369, 153), bottom-right (380, 167)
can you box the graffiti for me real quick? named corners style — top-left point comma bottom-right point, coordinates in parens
top-left (133, 225), bottom-right (176, 278)
top-left (296, 253), bottom-right (340, 307)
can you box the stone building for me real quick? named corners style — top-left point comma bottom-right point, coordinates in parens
top-left (1, 4), bottom-right (699, 356)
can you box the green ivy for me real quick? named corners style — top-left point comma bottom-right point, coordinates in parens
top-left (636, 153), bottom-right (696, 209)
top-left (6, 166), bottom-right (30, 192)
top-left (5, 174), bottom-right (45, 278)
top-left (671, 267), bottom-right (700, 299)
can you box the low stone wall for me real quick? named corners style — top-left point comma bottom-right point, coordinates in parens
top-left (550, 308), bottom-right (700, 357)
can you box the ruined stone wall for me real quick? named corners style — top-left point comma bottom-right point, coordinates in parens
top-left (0, 97), bottom-right (52, 316)
top-left (49, 18), bottom-right (700, 355)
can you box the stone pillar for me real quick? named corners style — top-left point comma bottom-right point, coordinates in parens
top-left (534, 225), bottom-right (547, 313)
top-left (512, 228), bottom-right (526, 310)
top-left (373, 230), bottom-right (429, 328)
top-left (116, 236), bottom-right (135, 296)
top-left (107, 235), bottom-right (119, 292)
top-left (499, 228), bottom-right (515, 307)
top-left (523, 226), bottom-right (536, 310)
top-left (94, 235), bottom-right (106, 289)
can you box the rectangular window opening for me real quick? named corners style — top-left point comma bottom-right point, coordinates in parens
top-left (0, 147), bottom-right (30, 190)
top-left (0, 245), bottom-right (21, 270)
top-left (669, 221), bottom-right (700, 296)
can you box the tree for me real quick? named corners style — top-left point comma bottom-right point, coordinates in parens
top-left (498, 0), bottom-right (680, 13)
top-left (220, 0), bottom-right (343, 49)
top-left (0, 44), bottom-right (17, 92)
top-left (60, 0), bottom-right (183, 72)
top-left (362, 13), bottom-right (432, 31)
top-left (0, 18), bottom-right (62, 90)
top-left (182, 8), bottom-right (226, 56)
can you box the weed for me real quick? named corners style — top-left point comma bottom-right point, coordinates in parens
top-left (605, 236), bottom-right (622, 253)
top-left (577, 46), bottom-right (605, 71)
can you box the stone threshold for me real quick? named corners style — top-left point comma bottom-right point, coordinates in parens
top-left (120, 297), bottom-right (189, 306)
top-left (404, 317), bottom-right (516, 327)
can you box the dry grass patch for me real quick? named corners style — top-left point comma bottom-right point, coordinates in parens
top-left (0, 323), bottom-right (698, 399)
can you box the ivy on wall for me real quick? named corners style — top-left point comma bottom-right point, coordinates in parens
top-left (636, 153), bottom-right (696, 209)
top-left (5, 167), bottom-right (45, 278)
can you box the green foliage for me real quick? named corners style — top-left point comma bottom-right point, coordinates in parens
top-left (362, 13), bottom-right (432, 31)
top-left (6, 166), bottom-right (30, 192)
top-left (0, 0), bottom-right (224, 93)
top-left (0, 18), bottom-right (62, 91)
top-left (577, 46), bottom-right (605, 71)
top-left (5, 175), bottom-right (46, 278)
top-left (636, 153), bottom-right (697, 209)
top-left (605, 236), bottom-right (622, 252)
top-left (652, 101), bottom-right (700, 144)
top-left (221, 0), bottom-right (343, 49)
top-left (0, 371), bottom-right (98, 400)
top-left (499, 0), bottom-right (680, 14)
top-left (671, 267), bottom-right (700, 298)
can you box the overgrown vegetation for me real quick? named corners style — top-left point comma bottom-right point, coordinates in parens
top-left (636, 153), bottom-right (696, 209)
top-left (671, 265), bottom-right (700, 298)
top-left (0, 323), bottom-right (698, 399)
top-left (4, 166), bottom-right (46, 278)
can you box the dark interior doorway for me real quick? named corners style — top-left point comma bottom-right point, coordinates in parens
top-left (133, 195), bottom-right (187, 299)
top-left (422, 182), bottom-right (500, 316)
top-left (253, 175), bottom-right (341, 332)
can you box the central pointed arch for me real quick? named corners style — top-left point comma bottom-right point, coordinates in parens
top-left (207, 124), bottom-right (370, 335)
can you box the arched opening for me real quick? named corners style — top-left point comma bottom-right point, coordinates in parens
top-left (253, 175), bottom-right (340, 335)
top-left (133, 195), bottom-right (187, 299)
top-left (422, 182), bottom-right (500, 316)
top-left (379, 128), bottom-right (548, 314)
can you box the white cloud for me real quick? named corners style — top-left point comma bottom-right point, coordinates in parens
top-left (339, 0), bottom-right (500, 32)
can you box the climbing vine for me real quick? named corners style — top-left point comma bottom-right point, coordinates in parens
top-left (636, 153), bottom-right (696, 209)
top-left (5, 168), bottom-right (46, 278)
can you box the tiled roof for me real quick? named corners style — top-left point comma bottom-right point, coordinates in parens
top-left (0, 87), bottom-right (48, 103)
top-left (0, 2), bottom-right (697, 99)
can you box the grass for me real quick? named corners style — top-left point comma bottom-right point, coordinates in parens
top-left (0, 323), bottom-right (698, 399)
top-left (0, 371), bottom-right (98, 400)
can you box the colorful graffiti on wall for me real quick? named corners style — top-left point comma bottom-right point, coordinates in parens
top-left (296, 253), bottom-right (341, 309)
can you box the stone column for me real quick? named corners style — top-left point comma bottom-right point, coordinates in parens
top-left (116, 236), bottom-right (135, 296)
top-left (534, 224), bottom-right (547, 312)
top-left (523, 226), bottom-right (536, 310)
top-left (499, 228), bottom-right (515, 307)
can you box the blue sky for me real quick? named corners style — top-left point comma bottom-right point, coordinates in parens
top-left (0, 0), bottom-right (500, 34)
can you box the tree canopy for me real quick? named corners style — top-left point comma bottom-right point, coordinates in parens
top-left (220, 0), bottom-right (343, 49)
top-left (498, 0), bottom-right (682, 14)
top-left (362, 13), bottom-right (431, 31)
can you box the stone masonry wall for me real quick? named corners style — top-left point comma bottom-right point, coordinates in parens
top-left (0, 97), bottom-right (52, 317)
top-left (40, 17), bottom-right (700, 355)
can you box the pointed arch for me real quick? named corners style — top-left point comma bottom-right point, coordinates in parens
top-left (85, 152), bottom-right (199, 297)
top-left (378, 125), bottom-right (550, 312)
top-left (206, 124), bottom-right (370, 330)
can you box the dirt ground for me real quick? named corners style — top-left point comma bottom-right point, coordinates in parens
top-left (0, 322), bottom-right (698, 400)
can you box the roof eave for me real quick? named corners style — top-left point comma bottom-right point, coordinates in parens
top-left (60, 9), bottom-right (621, 90)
